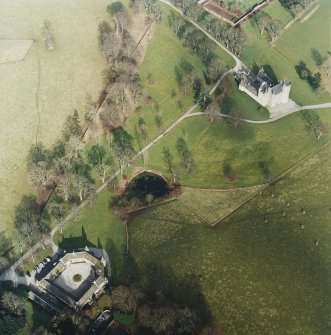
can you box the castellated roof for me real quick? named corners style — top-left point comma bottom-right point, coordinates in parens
top-left (29, 249), bottom-right (109, 314)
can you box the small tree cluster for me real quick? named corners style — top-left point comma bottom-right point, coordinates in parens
top-left (255, 12), bottom-right (282, 43)
top-left (144, 0), bottom-right (163, 21)
top-left (110, 285), bottom-right (202, 334)
top-left (279, 0), bottom-right (315, 17)
top-left (0, 284), bottom-right (26, 335)
top-left (295, 60), bottom-right (322, 91)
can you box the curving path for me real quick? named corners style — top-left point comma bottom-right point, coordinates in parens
top-left (188, 102), bottom-right (331, 124)
top-left (159, 0), bottom-right (243, 71)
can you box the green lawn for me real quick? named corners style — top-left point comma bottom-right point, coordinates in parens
top-left (126, 143), bottom-right (331, 334)
top-left (221, 78), bottom-right (269, 120)
top-left (125, 5), bottom-right (235, 152)
top-left (240, 0), bottom-right (331, 105)
top-left (263, 0), bottom-right (293, 26)
top-left (53, 191), bottom-right (126, 285)
top-left (275, 0), bottom-right (330, 71)
top-left (132, 108), bottom-right (331, 189)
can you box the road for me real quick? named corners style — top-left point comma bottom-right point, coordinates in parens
top-left (158, 0), bottom-right (243, 71)
top-left (188, 102), bottom-right (331, 124)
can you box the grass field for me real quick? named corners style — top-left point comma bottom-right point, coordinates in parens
top-left (124, 5), bottom-right (235, 151)
top-left (53, 191), bottom-right (126, 285)
top-left (222, 78), bottom-right (269, 120)
top-left (240, 0), bottom-right (331, 105)
top-left (132, 108), bottom-right (331, 189)
top-left (127, 142), bottom-right (331, 334)
top-left (0, 0), bottom-right (109, 235)
top-left (275, 0), bottom-right (330, 71)
top-left (263, 0), bottom-right (293, 26)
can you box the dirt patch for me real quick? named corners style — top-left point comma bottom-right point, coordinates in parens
top-left (0, 40), bottom-right (33, 63)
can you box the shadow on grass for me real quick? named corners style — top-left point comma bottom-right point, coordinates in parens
top-left (125, 256), bottom-right (212, 327)
top-left (58, 226), bottom-right (97, 250)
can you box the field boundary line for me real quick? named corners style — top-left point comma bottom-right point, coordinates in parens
top-left (211, 140), bottom-right (331, 226)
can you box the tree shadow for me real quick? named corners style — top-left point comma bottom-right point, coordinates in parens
top-left (105, 238), bottom-right (126, 287)
top-left (126, 258), bottom-right (212, 327)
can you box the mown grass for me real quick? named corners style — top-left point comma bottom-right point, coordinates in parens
top-left (127, 143), bottom-right (331, 334)
top-left (263, 0), bottom-right (293, 26)
top-left (133, 108), bottom-right (331, 189)
top-left (240, 0), bottom-right (331, 105)
top-left (53, 191), bottom-right (126, 285)
top-left (275, 0), bottom-right (330, 71)
top-left (222, 78), bottom-right (269, 120)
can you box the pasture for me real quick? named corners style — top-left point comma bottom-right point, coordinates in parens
top-left (127, 142), bottom-right (331, 334)
top-left (0, 0), bottom-right (109, 235)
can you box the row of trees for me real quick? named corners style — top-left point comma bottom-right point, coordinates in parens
top-left (111, 285), bottom-right (203, 334)
top-left (169, 0), bottom-right (247, 56)
top-left (279, 0), bottom-right (315, 17)
top-left (98, 3), bottom-right (142, 130)
top-left (168, 12), bottom-right (213, 63)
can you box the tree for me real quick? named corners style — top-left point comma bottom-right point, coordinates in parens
top-left (162, 147), bottom-right (174, 172)
top-left (42, 19), bottom-right (55, 50)
top-left (311, 48), bottom-right (326, 67)
top-left (57, 174), bottom-right (72, 201)
top-left (49, 313), bottom-right (77, 335)
top-left (176, 137), bottom-right (194, 172)
top-left (111, 285), bottom-right (145, 314)
top-left (87, 145), bottom-right (106, 166)
top-left (176, 307), bottom-right (199, 334)
top-left (27, 142), bottom-right (50, 166)
top-left (301, 110), bottom-right (325, 139)
top-left (112, 128), bottom-right (135, 173)
top-left (138, 117), bottom-right (148, 141)
top-left (154, 114), bottom-right (163, 129)
top-left (29, 161), bottom-right (55, 189)
top-left (1, 292), bottom-right (25, 316)
top-left (63, 110), bottom-right (82, 141)
top-left (266, 19), bottom-right (282, 43)
top-left (208, 59), bottom-right (226, 83)
top-left (192, 78), bottom-right (202, 102)
top-left (107, 1), bottom-right (124, 15)
top-left (72, 174), bottom-right (94, 202)
top-left (204, 102), bottom-right (220, 123)
top-left (198, 91), bottom-right (212, 110)
top-left (138, 304), bottom-right (177, 334)
top-left (15, 195), bottom-right (41, 230)
top-left (255, 12), bottom-right (272, 35)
